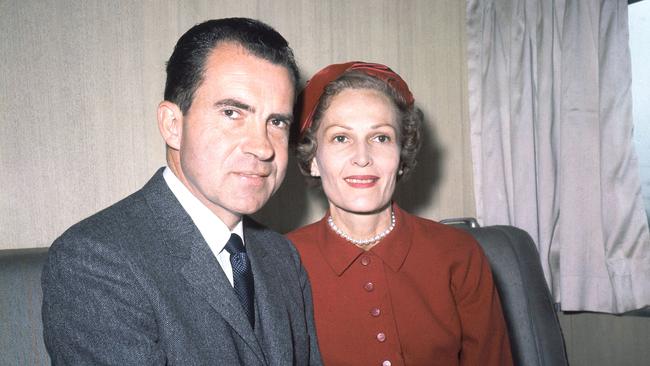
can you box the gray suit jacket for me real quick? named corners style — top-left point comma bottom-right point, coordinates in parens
top-left (41, 169), bottom-right (322, 365)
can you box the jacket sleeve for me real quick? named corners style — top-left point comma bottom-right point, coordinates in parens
top-left (298, 258), bottom-right (324, 366)
top-left (41, 231), bottom-right (165, 365)
top-left (453, 240), bottom-right (513, 366)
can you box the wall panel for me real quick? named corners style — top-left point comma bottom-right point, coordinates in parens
top-left (559, 312), bottom-right (650, 366)
top-left (1, 0), bottom-right (473, 248)
top-left (2, 2), bottom-right (649, 366)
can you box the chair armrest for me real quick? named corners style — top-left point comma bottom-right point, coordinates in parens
top-left (0, 248), bottom-right (51, 365)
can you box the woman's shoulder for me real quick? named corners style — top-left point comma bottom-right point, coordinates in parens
top-left (286, 219), bottom-right (325, 246)
top-left (401, 210), bottom-right (481, 254)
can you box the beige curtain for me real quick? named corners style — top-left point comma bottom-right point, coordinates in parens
top-left (466, 0), bottom-right (650, 313)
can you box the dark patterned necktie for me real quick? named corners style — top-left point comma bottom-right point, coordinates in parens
top-left (224, 233), bottom-right (255, 327)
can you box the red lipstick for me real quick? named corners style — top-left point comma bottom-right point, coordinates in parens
top-left (344, 175), bottom-right (379, 188)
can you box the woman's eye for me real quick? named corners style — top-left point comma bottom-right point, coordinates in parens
top-left (374, 135), bottom-right (391, 143)
top-left (333, 135), bottom-right (348, 143)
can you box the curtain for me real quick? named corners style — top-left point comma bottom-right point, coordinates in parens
top-left (466, 0), bottom-right (650, 313)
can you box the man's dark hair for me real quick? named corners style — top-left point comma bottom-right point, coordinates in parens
top-left (164, 18), bottom-right (300, 114)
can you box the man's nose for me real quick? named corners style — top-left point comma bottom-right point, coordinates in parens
top-left (241, 122), bottom-right (274, 161)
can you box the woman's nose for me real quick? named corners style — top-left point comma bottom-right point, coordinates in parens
top-left (352, 143), bottom-right (372, 167)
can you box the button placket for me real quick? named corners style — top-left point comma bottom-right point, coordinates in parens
top-left (361, 257), bottom-right (378, 321)
top-left (357, 253), bottom-right (401, 366)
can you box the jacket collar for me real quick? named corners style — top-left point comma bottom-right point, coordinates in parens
top-left (141, 168), bottom-right (196, 258)
top-left (140, 168), bottom-right (266, 362)
top-left (318, 203), bottom-right (412, 276)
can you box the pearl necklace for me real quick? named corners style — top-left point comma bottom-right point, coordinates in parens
top-left (327, 210), bottom-right (396, 246)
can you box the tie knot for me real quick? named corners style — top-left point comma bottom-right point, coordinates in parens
top-left (225, 233), bottom-right (245, 255)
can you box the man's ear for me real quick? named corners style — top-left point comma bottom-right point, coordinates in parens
top-left (310, 159), bottom-right (321, 177)
top-left (157, 101), bottom-right (183, 150)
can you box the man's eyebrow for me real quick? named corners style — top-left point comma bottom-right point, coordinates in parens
top-left (214, 98), bottom-right (255, 113)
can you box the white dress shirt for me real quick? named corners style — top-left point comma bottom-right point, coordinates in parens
top-left (163, 167), bottom-right (243, 287)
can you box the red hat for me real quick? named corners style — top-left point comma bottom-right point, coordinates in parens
top-left (296, 61), bottom-right (414, 139)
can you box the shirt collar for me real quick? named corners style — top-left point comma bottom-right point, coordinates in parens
top-left (317, 203), bottom-right (412, 276)
top-left (163, 167), bottom-right (244, 254)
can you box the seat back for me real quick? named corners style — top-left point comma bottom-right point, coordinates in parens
top-left (442, 219), bottom-right (568, 366)
top-left (0, 225), bottom-right (569, 365)
top-left (0, 248), bottom-right (50, 365)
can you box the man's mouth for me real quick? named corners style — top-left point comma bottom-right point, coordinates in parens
top-left (233, 171), bottom-right (271, 186)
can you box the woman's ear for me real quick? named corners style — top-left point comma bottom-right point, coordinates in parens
top-left (157, 101), bottom-right (183, 150)
top-left (310, 159), bottom-right (321, 177)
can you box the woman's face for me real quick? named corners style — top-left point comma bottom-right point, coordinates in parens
top-left (311, 88), bottom-right (401, 215)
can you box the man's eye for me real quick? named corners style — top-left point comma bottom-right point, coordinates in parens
top-left (270, 119), bottom-right (289, 129)
top-left (223, 109), bottom-right (241, 119)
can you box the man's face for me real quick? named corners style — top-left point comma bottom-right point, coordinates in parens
top-left (165, 43), bottom-right (294, 228)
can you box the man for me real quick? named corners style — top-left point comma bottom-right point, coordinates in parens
top-left (42, 18), bottom-right (322, 365)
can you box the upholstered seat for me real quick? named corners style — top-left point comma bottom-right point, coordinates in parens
top-left (0, 221), bottom-right (570, 366)
top-left (442, 218), bottom-right (568, 366)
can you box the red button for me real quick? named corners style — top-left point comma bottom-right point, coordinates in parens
top-left (376, 332), bottom-right (386, 342)
top-left (364, 282), bottom-right (374, 291)
top-left (371, 308), bottom-right (381, 317)
top-left (361, 257), bottom-right (371, 266)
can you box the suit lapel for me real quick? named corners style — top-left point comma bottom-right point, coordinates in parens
top-left (180, 240), bottom-right (265, 362)
top-left (244, 219), bottom-right (294, 365)
top-left (140, 169), bottom-right (266, 363)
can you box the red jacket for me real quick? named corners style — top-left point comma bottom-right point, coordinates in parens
top-left (288, 204), bottom-right (513, 366)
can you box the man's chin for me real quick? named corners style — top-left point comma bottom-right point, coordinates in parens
top-left (230, 197), bottom-right (272, 216)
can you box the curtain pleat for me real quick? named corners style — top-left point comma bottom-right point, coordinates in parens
top-left (466, 0), bottom-right (650, 313)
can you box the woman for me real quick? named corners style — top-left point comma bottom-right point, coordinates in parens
top-left (288, 62), bottom-right (513, 366)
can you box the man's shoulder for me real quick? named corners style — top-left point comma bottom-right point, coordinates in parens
top-left (51, 193), bottom-right (141, 255)
top-left (51, 170), bottom-right (167, 251)
top-left (244, 217), bottom-right (300, 262)
top-left (244, 217), bottom-right (292, 247)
